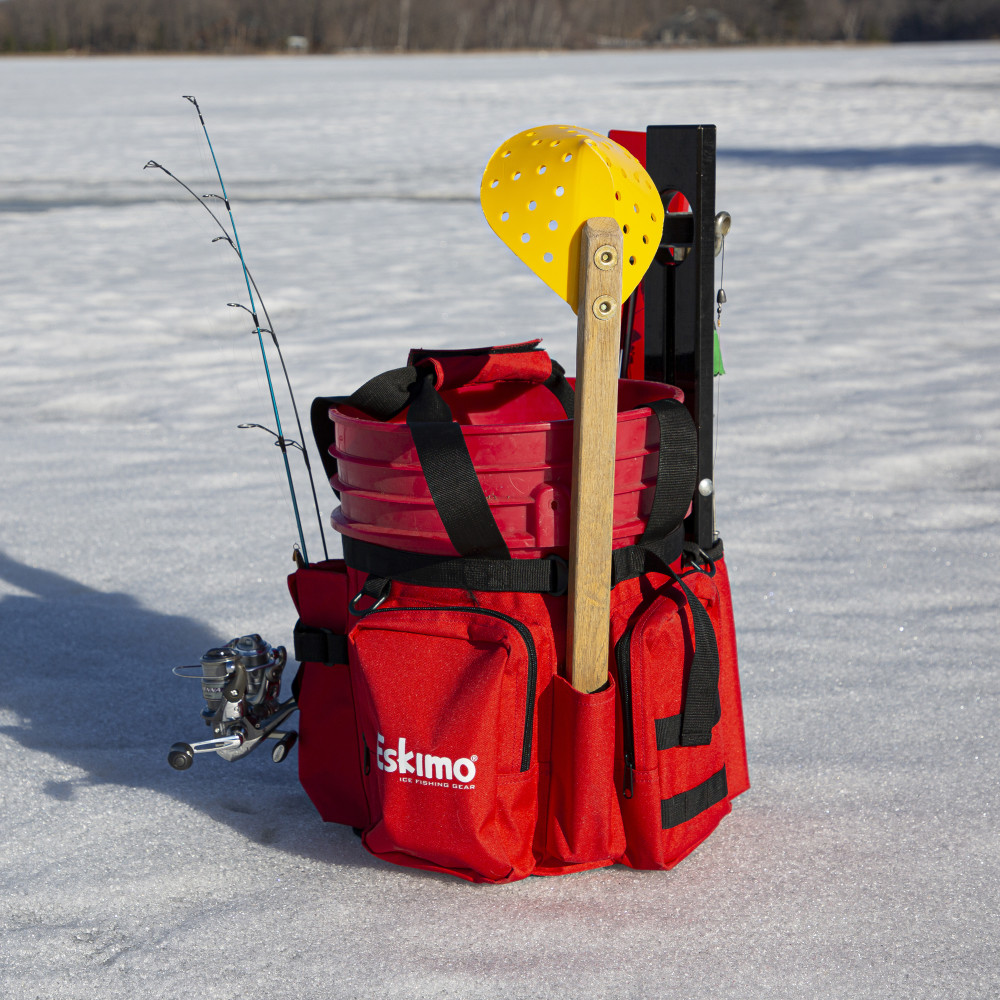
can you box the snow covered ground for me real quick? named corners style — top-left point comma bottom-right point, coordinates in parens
top-left (1, 42), bottom-right (999, 998)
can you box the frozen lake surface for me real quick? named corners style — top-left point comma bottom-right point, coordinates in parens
top-left (1, 42), bottom-right (999, 998)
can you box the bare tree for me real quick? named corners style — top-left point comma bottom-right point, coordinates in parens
top-left (1, 0), bottom-right (998, 53)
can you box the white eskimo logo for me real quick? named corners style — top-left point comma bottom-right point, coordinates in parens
top-left (376, 733), bottom-right (477, 784)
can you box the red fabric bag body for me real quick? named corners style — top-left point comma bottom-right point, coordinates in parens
top-left (289, 342), bottom-right (748, 882)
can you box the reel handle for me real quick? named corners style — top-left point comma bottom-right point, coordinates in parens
top-left (167, 735), bottom-right (244, 770)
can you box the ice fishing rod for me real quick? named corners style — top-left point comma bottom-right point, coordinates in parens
top-left (174, 93), bottom-right (322, 565)
top-left (143, 155), bottom-right (329, 563)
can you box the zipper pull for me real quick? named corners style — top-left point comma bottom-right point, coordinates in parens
top-left (623, 763), bottom-right (636, 800)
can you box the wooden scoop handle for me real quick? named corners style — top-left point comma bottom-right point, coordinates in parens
top-left (567, 217), bottom-right (624, 694)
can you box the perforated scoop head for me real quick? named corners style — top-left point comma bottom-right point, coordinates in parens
top-left (481, 125), bottom-right (664, 313)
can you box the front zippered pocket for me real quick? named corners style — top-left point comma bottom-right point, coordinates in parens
top-left (358, 603), bottom-right (537, 772)
top-left (348, 595), bottom-right (543, 882)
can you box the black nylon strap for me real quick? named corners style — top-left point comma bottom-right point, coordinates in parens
top-left (342, 536), bottom-right (567, 595)
top-left (641, 397), bottom-right (697, 545)
top-left (348, 365), bottom-right (420, 420)
top-left (544, 359), bottom-right (575, 418)
top-left (671, 572), bottom-right (722, 746)
top-left (406, 373), bottom-right (511, 560)
top-left (293, 620), bottom-right (349, 666)
top-left (611, 526), bottom-right (685, 586)
top-left (661, 767), bottom-right (728, 829)
top-left (340, 517), bottom-right (681, 592)
top-left (310, 353), bottom-right (576, 552)
top-left (609, 399), bottom-right (696, 586)
top-left (309, 370), bottom-right (423, 493)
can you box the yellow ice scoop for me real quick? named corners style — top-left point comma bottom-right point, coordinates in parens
top-left (480, 124), bottom-right (664, 313)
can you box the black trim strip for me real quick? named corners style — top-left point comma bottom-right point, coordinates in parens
top-left (408, 341), bottom-right (542, 360)
top-left (661, 767), bottom-right (728, 829)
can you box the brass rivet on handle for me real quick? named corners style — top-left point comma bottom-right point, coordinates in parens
top-left (592, 295), bottom-right (617, 320)
top-left (594, 244), bottom-right (618, 269)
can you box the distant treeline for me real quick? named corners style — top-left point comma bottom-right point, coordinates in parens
top-left (1, 0), bottom-right (998, 53)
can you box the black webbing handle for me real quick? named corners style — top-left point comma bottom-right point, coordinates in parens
top-left (341, 350), bottom-right (573, 424)
top-left (310, 369), bottom-right (423, 493)
top-left (310, 352), bottom-right (573, 495)
top-left (671, 570), bottom-right (722, 746)
top-left (310, 394), bottom-right (344, 485)
top-left (611, 396), bottom-right (697, 586)
top-left (606, 396), bottom-right (718, 746)
top-left (640, 397), bottom-right (698, 545)
top-left (544, 359), bottom-right (575, 418)
top-left (312, 349), bottom-right (575, 559)
top-left (405, 373), bottom-right (511, 560)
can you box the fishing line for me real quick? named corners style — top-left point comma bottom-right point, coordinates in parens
top-left (145, 104), bottom-right (329, 562)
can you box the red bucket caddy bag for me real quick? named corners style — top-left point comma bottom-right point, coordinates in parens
top-left (288, 341), bottom-right (748, 883)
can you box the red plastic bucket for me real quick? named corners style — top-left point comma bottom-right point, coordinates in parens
top-left (327, 378), bottom-right (685, 558)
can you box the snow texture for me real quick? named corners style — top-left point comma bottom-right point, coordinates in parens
top-left (1, 42), bottom-right (999, 999)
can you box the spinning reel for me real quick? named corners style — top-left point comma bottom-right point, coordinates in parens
top-left (168, 634), bottom-right (298, 770)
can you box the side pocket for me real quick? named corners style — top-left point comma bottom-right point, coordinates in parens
top-left (288, 560), bottom-right (370, 830)
top-left (544, 674), bottom-right (625, 869)
top-left (614, 576), bottom-right (730, 870)
top-left (349, 596), bottom-right (541, 883)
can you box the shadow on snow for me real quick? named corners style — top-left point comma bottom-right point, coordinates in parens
top-left (0, 548), bottom-right (377, 872)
